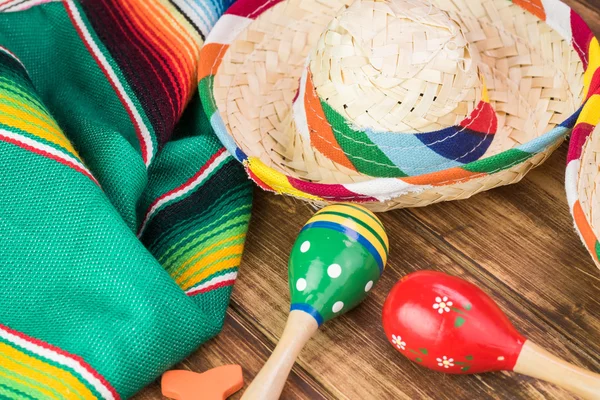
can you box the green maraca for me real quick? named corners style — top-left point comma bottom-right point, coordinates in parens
top-left (242, 204), bottom-right (388, 400)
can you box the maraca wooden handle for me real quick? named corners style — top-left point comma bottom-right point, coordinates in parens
top-left (242, 311), bottom-right (319, 400)
top-left (514, 341), bottom-right (600, 399)
top-left (243, 204), bottom-right (386, 399)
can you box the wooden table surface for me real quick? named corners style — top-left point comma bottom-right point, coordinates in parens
top-left (135, 1), bottom-right (600, 398)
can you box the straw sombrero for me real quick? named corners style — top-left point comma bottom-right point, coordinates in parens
top-left (567, 101), bottom-right (600, 271)
top-left (200, 0), bottom-right (597, 211)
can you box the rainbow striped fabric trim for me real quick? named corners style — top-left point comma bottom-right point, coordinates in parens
top-left (199, 0), bottom-right (597, 203)
top-left (0, 324), bottom-right (118, 400)
top-left (296, 65), bottom-right (498, 178)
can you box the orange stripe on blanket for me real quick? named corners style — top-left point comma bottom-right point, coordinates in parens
top-left (153, 0), bottom-right (203, 50)
top-left (573, 200), bottom-right (599, 261)
top-left (513, 0), bottom-right (546, 20)
top-left (304, 73), bottom-right (356, 172)
top-left (178, 251), bottom-right (243, 290)
top-left (119, 0), bottom-right (201, 115)
top-left (170, 234), bottom-right (246, 277)
top-left (143, 0), bottom-right (201, 75)
top-left (121, 0), bottom-right (191, 82)
top-left (401, 167), bottom-right (478, 186)
top-left (199, 44), bottom-right (229, 81)
top-left (0, 108), bottom-right (78, 156)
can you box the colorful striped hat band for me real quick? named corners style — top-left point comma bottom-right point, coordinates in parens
top-left (201, 0), bottom-right (594, 210)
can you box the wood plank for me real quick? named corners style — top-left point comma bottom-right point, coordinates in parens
top-left (229, 146), bottom-right (597, 399)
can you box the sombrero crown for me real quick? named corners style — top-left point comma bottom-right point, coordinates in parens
top-left (202, 0), bottom-right (591, 210)
top-left (290, 0), bottom-right (497, 178)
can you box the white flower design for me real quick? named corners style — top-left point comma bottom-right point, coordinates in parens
top-left (436, 356), bottom-right (454, 368)
top-left (433, 296), bottom-right (453, 314)
top-left (391, 334), bottom-right (406, 350)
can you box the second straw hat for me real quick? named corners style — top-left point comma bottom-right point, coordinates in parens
top-left (567, 108), bottom-right (600, 271)
top-left (200, 0), bottom-right (595, 211)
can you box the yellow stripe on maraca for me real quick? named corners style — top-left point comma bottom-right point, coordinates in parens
top-left (313, 204), bottom-right (388, 251)
top-left (308, 212), bottom-right (388, 267)
top-left (315, 203), bottom-right (390, 248)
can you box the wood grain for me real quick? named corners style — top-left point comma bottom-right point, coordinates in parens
top-left (133, 2), bottom-right (600, 399)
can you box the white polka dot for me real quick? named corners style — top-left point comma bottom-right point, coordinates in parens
top-left (300, 241), bottom-right (310, 253)
top-left (497, 356), bottom-right (505, 361)
top-left (365, 281), bottom-right (373, 292)
top-left (328, 264), bottom-right (342, 278)
top-left (296, 278), bottom-right (307, 291)
top-left (332, 301), bottom-right (344, 313)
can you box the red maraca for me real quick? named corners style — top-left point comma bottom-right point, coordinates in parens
top-left (382, 271), bottom-right (600, 399)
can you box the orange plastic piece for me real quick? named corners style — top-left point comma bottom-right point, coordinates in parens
top-left (161, 365), bottom-right (244, 400)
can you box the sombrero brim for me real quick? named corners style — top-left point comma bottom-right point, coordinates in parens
top-left (200, 0), bottom-right (598, 210)
top-left (567, 104), bottom-right (600, 270)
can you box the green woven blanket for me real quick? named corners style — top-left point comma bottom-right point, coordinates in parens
top-left (0, 0), bottom-right (252, 398)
